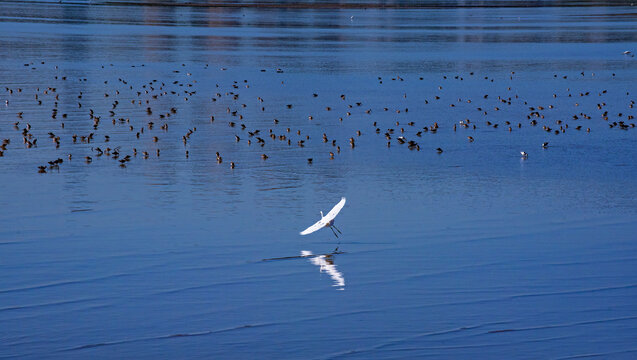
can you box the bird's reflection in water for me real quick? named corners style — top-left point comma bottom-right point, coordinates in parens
top-left (301, 250), bottom-right (345, 290)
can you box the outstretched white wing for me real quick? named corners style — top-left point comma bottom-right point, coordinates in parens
top-left (300, 218), bottom-right (327, 235)
top-left (324, 197), bottom-right (346, 222)
top-left (299, 197), bottom-right (346, 235)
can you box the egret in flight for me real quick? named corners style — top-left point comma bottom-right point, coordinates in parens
top-left (300, 197), bottom-right (346, 238)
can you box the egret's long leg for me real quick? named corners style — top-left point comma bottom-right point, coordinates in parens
top-left (333, 225), bottom-right (342, 234)
top-left (329, 226), bottom-right (339, 238)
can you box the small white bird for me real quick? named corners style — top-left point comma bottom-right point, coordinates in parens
top-left (542, 142), bottom-right (549, 148)
top-left (623, 50), bottom-right (632, 55)
top-left (520, 151), bottom-right (528, 158)
top-left (300, 197), bottom-right (346, 238)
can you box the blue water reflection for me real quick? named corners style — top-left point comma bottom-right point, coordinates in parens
top-left (1, 1), bottom-right (637, 359)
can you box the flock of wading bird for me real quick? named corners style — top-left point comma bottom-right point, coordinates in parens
top-left (1, 64), bottom-right (636, 174)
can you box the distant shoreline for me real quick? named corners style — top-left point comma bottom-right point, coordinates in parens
top-left (7, 0), bottom-right (637, 10)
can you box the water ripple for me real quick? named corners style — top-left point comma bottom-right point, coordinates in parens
top-left (0, 273), bottom-right (132, 295)
top-left (61, 323), bottom-right (269, 352)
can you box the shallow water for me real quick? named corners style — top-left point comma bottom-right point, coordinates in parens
top-left (1, 1), bottom-right (637, 359)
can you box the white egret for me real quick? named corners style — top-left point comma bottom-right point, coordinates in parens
top-left (300, 197), bottom-right (346, 238)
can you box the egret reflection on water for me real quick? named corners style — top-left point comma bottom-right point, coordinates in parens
top-left (301, 250), bottom-right (345, 290)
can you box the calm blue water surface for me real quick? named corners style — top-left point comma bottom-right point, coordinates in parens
top-left (1, 1), bottom-right (637, 359)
